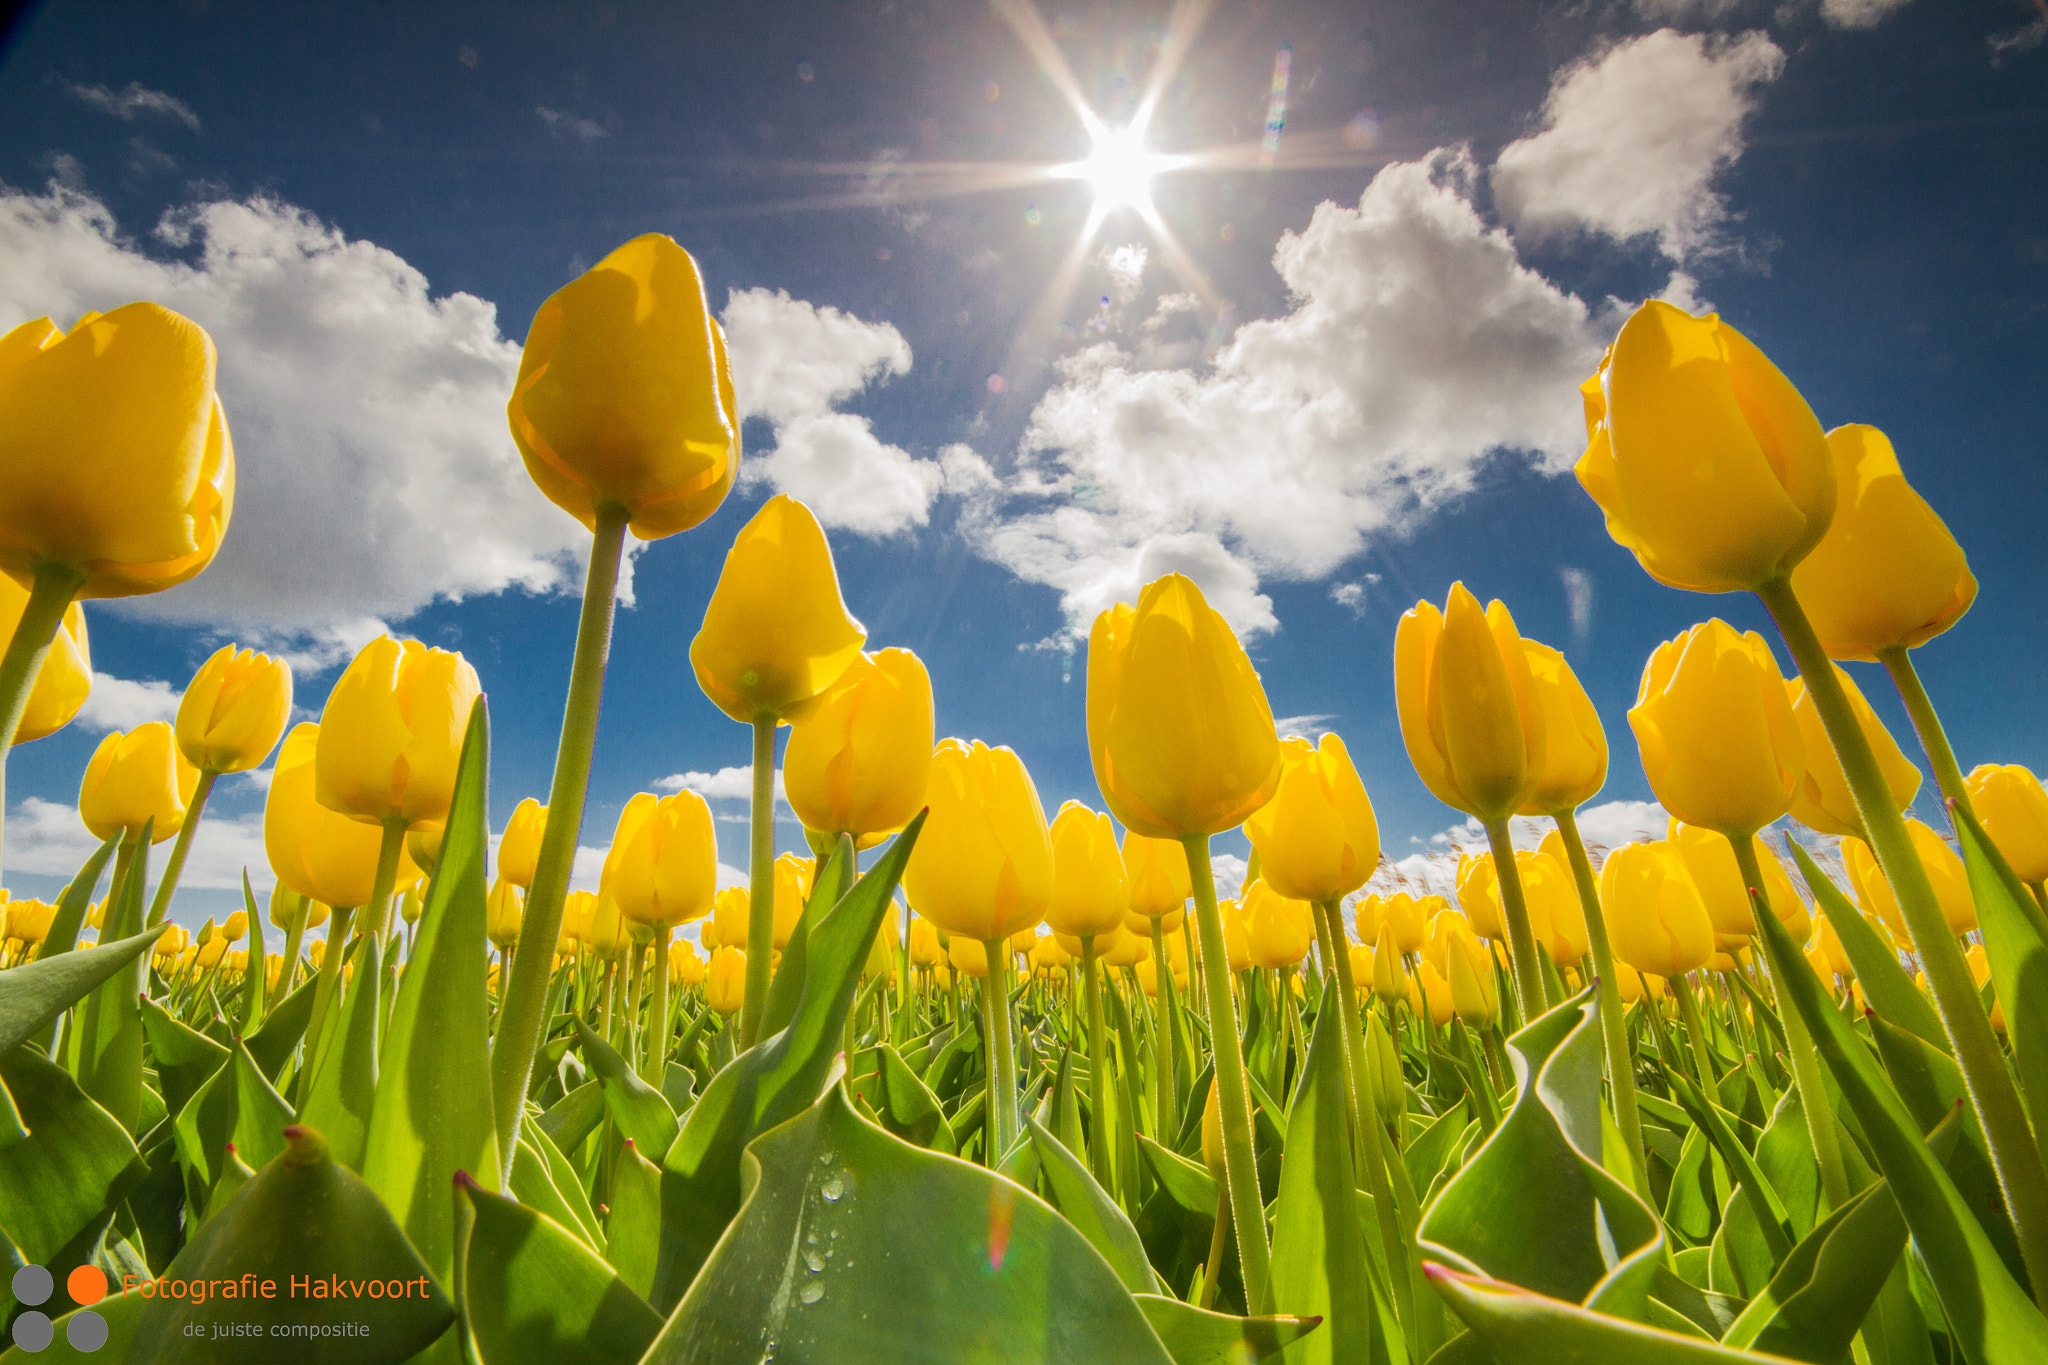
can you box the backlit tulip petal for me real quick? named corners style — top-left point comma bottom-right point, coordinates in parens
top-left (1044, 802), bottom-right (1129, 939)
top-left (1784, 663), bottom-right (1919, 837)
top-left (1395, 585), bottom-right (1546, 822)
top-left (901, 738), bottom-right (1054, 942)
top-left (315, 636), bottom-right (483, 828)
top-left (1243, 732), bottom-right (1381, 904)
top-left (784, 647), bottom-right (934, 840)
top-left (1968, 764), bottom-right (2048, 884)
top-left (1629, 620), bottom-right (1803, 838)
top-left (1, 574), bottom-right (90, 745)
top-left (176, 644), bottom-right (293, 773)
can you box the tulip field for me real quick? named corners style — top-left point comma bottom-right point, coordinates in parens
top-left (6, 239), bottom-right (2048, 1365)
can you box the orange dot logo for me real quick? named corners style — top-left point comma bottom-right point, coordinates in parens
top-left (65, 1266), bottom-right (105, 1307)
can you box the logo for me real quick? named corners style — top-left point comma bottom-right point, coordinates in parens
top-left (9, 1263), bottom-right (107, 1353)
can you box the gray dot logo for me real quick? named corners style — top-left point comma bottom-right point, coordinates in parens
top-left (8, 1264), bottom-right (108, 1352)
top-left (10, 1265), bottom-right (51, 1308)
top-left (9, 1311), bottom-right (52, 1352)
top-left (66, 1311), bottom-right (108, 1351)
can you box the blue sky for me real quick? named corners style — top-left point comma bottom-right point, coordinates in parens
top-left (1, 0), bottom-right (2044, 927)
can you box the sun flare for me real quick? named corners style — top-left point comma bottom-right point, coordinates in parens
top-left (1061, 124), bottom-right (1186, 215)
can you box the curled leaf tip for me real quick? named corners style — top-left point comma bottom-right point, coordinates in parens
top-left (623, 1138), bottom-right (637, 1150)
top-left (454, 1169), bottom-right (479, 1190)
top-left (1420, 1261), bottom-right (1454, 1282)
top-left (281, 1124), bottom-right (329, 1165)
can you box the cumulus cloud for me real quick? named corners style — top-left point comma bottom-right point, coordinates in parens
top-left (1560, 566), bottom-right (1594, 644)
top-left (720, 287), bottom-right (941, 536)
top-left (75, 673), bottom-right (180, 731)
top-left (1820, 0), bottom-right (1912, 28)
top-left (64, 81), bottom-right (200, 130)
top-left (961, 149), bottom-right (1604, 638)
top-left (5, 797), bottom-right (266, 895)
top-left (0, 183), bottom-right (597, 648)
top-left (1492, 30), bottom-right (1784, 260)
top-left (536, 107), bottom-right (607, 141)
top-left (1273, 714), bottom-right (1336, 738)
top-left (1428, 799), bottom-right (1669, 862)
top-left (653, 765), bottom-right (787, 806)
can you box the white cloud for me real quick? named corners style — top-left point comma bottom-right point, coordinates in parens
top-left (0, 183), bottom-right (599, 641)
top-left (4, 797), bottom-right (267, 893)
top-left (1328, 581), bottom-right (1367, 616)
top-left (64, 81), bottom-right (200, 130)
top-left (75, 672), bottom-right (180, 731)
top-left (536, 107), bottom-right (607, 141)
top-left (1820, 0), bottom-right (1911, 29)
top-left (653, 765), bottom-right (786, 806)
top-left (1560, 566), bottom-right (1593, 643)
top-left (961, 149), bottom-right (1604, 638)
top-left (720, 287), bottom-right (941, 536)
top-left (1492, 30), bottom-right (1784, 260)
top-left (1427, 799), bottom-right (1668, 862)
top-left (1991, 16), bottom-right (2047, 62)
top-left (1211, 852), bottom-right (1248, 901)
top-left (1273, 714), bottom-right (1336, 738)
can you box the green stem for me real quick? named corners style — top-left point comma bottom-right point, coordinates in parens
top-left (1083, 935), bottom-right (1112, 1192)
top-left (146, 769), bottom-right (218, 928)
top-left (1312, 900), bottom-right (1370, 1157)
top-left (363, 818), bottom-right (408, 939)
top-left (981, 940), bottom-right (1021, 1160)
top-left (1671, 975), bottom-right (1720, 1096)
top-left (645, 926), bottom-right (673, 1085)
top-left (1482, 818), bottom-right (1550, 1018)
top-left (1729, 834), bottom-right (1850, 1210)
top-left (1553, 808), bottom-right (1651, 1199)
top-left (271, 899), bottom-right (307, 1012)
top-left (488, 504), bottom-right (628, 1176)
top-left (1878, 645), bottom-right (1975, 821)
top-left (1182, 833), bottom-right (1273, 1314)
top-left (1149, 917), bottom-right (1178, 1137)
top-left (299, 904), bottom-right (356, 1093)
top-left (740, 717), bottom-right (777, 1047)
top-left (0, 562), bottom-right (87, 883)
top-left (1759, 575), bottom-right (2048, 1301)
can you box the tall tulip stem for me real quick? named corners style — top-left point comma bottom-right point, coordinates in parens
top-left (740, 718), bottom-right (778, 1046)
top-left (1182, 833), bottom-right (1273, 1314)
top-left (300, 903), bottom-right (357, 1088)
top-left (1757, 575), bottom-right (2048, 1300)
top-left (271, 895), bottom-right (308, 1011)
top-left (1312, 900), bottom-right (1369, 1149)
top-left (1149, 917), bottom-right (1179, 1135)
top-left (0, 561), bottom-right (86, 882)
top-left (146, 769), bottom-right (218, 928)
top-left (1551, 809), bottom-right (1650, 1197)
top-left (1481, 818), bottom-right (1551, 1017)
top-left (1877, 644), bottom-right (1974, 820)
top-left (489, 503), bottom-right (629, 1177)
top-left (1082, 935), bottom-right (1112, 1191)
top-left (981, 936), bottom-right (1020, 1160)
top-left (364, 818), bottom-right (408, 939)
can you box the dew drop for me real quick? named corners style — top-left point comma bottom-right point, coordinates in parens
top-left (820, 1176), bottom-right (844, 1202)
top-left (799, 1284), bottom-right (825, 1305)
top-left (805, 1250), bottom-right (825, 1273)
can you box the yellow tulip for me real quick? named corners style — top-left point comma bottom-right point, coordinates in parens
top-left (1668, 821), bottom-right (1805, 947)
top-left (1844, 820), bottom-right (1976, 937)
top-left (1348, 942), bottom-right (1373, 998)
top-left (909, 915), bottom-right (943, 968)
top-left (690, 495), bottom-right (866, 725)
top-left (197, 936), bottom-right (228, 970)
top-left (498, 797), bottom-right (548, 889)
top-left (1242, 879), bottom-right (1314, 970)
top-left (400, 881), bottom-right (425, 927)
top-left (1044, 802), bottom-right (1129, 940)
top-left (1123, 828), bottom-right (1192, 921)
top-left (315, 636), bottom-right (483, 828)
top-left (560, 890), bottom-right (598, 949)
top-left (1394, 584), bottom-right (1547, 822)
top-left (1372, 924), bottom-right (1409, 1006)
top-left (1243, 733), bottom-right (1381, 904)
top-left (1576, 300), bottom-right (1833, 594)
top-left (672, 938), bottom-right (707, 987)
top-left (0, 302), bottom-right (234, 599)
top-left (948, 934), bottom-right (990, 979)
top-left (1964, 944), bottom-right (2004, 1033)
top-left (1600, 840), bottom-right (1715, 978)
top-left (706, 947), bottom-right (747, 1014)
top-left (1810, 917), bottom-right (1853, 979)
top-left (506, 233), bottom-right (738, 540)
top-left (266, 723), bottom-right (418, 908)
top-left (1629, 620), bottom-right (1803, 838)
top-left (1455, 855), bottom-right (1504, 940)
top-left (587, 893), bottom-right (629, 960)
top-left (176, 645), bottom-right (292, 773)
top-left (711, 886), bottom-right (749, 951)
top-left (1447, 933), bottom-right (1498, 1027)
top-left (1101, 926), bottom-right (1150, 969)
top-left (601, 790), bottom-right (717, 930)
top-left (901, 738), bottom-right (1053, 942)
top-left (1086, 573), bottom-right (1280, 840)
top-left (784, 647), bottom-right (933, 842)
top-left (1790, 425), bottom-right (1975, 661)
top-left (1519, 850), bottom-right (1587, 965)
top-left (1967, 764), bottom-right (2048, 885)
top-left (1613, 962), bottom-right (1667, 1004)
top-left (1416, 961), bottom-right (1455, 1027)
top-left (406, 825), bottom-right (441, 876)
top-left (486, 878), bottom-right (524, 949)
top-left (0, 575), bottom-right (89, 743)
top-left (1361, 892), bottom-right (1434, 955)
top-left (1222, 901), bottom-right (1252, 970)
top-left (80, 722), bottom-right (199, 843)
top-left (772, 852), bottom-right (813, 948)
top-left (1784, 664), bottom-right (1919, 838)
top-left (221, 910), bottom-right (248, 943)
top-left (1201, 1085), bottom-right (1226, 1181)
top-left (1517, 641), bottom-right (1607, 815)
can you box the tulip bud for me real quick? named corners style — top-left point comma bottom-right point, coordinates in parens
top-left (1086, 574), bottom-right (1281, 840)
top-left (80, 722), bottom-right (199, 843)
top-left (1791, 425), bottom-right (1976, 661)
top-left (221, 911), bottom-right (248, 943)
top-left (406, 825), bottom-right (442, 878)
top-left (901, 738), bottom-right (1053, 943)
top-left (602, 790), bottom-right (717, 930)
top-left (1447, 934), bottom-right (1498, 1028)
top-left (772, 852), bottom-right (812, 949)
top-left (1844, 820), bottom-right (1976, 937)
top-left (1415, 961), bottom-right (1454, 1027)
top-left (908, 916), bottom-right (943, 968)
top-left (710, 886), bottom-right (749, 952)
top-left (1348, 943), bottom-right (1373, 997)
top-left (1784, 664), bottom-right (1919, 838)
top-left (0, 575), bottom-right (90, 744)
top-left (691, 496), bottom-right (866, 725)
top-left (1243, 732), bottom-right (1382, 903)
top-left (1455, 856), bottom-right (1504, 940)
top-left (1365, 892), bottom-right (1434, 956)
top-left (1123, 828), bottom-right (1192, 921)
top-left (1221, 902), bottom-right (1252, 971)
top-left (498, 798), bottom-right (548, 888)
top-left (314, 636), bottom-right (482, 829)
top-left (1372, 924), bottom-right (1407, 1005)
top-left (1044, 802), bottom-right (1129, 940)
top-left (267, 724), bottom-right (419, 909)
top-left (784, 648), bottom-right (934, 842)
top-left (1966, 765), bottom-right (2048, 886)
top-left (1576, 301), bottom-right (1833, 594)
top-left (706, 947), bottom-right (747, 1014)
top-left (400, 880), bottom-right (425, 927)
top-left (1516, 641), bottom-right (1607, 815)
top-left (1365, 1011), bottom-right (1406, 1125)
top-left (1243, 879), bottom-right (1313, 970)
top-left (486, 878), bottom-right (524, 949)
top-left (176, 646), bottom-right (293, 773)
top-left (1629, 620), bottom-right (1803, 839)
top-left (1600, 840), bottom-right (1715, 978)
top-left (1394, 584), bottom-right (1547, 823)
top-left (587, 893), bottom-right (629, 960)
top-left (0, 303), bottom-right (235, 599)
top-left (1200, 1085), bottom-right (1226, 1181)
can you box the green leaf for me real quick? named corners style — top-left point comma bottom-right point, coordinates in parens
top-left (1748, 855), bottom-right (2048, 1365)
top-left (360, 698), bottom-right (500, 1291)
top-left (0, 1048), bottom-right (145, 1264)
top-left (1026, 1111), bottom-right (1161, 1295)
top-left (128, 1126), bottom-right (453, 1363)
top-left (236, 871), bottom-right (267, 1031)
top-left (457, 1174), bottom-right (661, 1365)
top-left (170, 1038), bottom-right (293, 1209)
top-left (649, 814), bottom-right (923, 1310)
top-left (1427, 1265), bottom-right (1808, 1364)
top-left (1133, 1293), bottom-right (1320, 1365)
top-left (1665, 1073), bottom-right (1794, 1264)
top-left (74, 829), bottom-right (150, 1131)
top-left (537, 1078), bottom-right (604, 1157)
top-left (759, 835), bottom-right (853, 1040)
top-left (0, 926), bottom-right (162, 1060)
top-left (245, 976), bottom-right (316, 1083)
top-left (296, 931), bottom-right (383, 1171)
top-left (573, 1016), bottom-right (678, 1155)
top-left (642, 1081), bottom-right (1176, 1364)
top-left (139, 998), bottom-right (229, 1119)
top-left (1953, 801), bottom-right (2048, 1156)
top-left (1419, 989), bottom-right (1663, 1321)
top-left (1788, 840), bottom-right (1946, 1052)
top-left (866, 1041), bottom-right (954, 1152)
top-left (1721, 1177), bottom-right (1906, 1363)
top-left (604, 1134), bottom-right (664, 1299)
top-left (1139, 1133), bottom-right (1218, 1225)
top-left (20, 833), bottom-right (120, 968)
top-left (1270, 985), bottom-right (1370, 1364)
top-left (506, 1134), bottom-right (599, 1252)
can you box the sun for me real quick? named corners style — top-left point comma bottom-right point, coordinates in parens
top-left (1060, 124), bottom-right (1186, 216)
